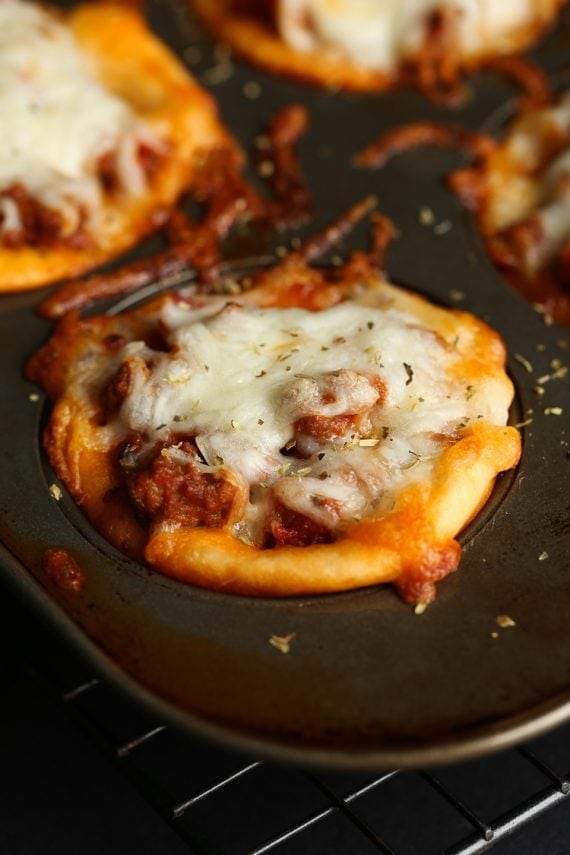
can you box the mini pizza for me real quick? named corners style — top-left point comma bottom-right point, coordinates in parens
top-left (27, 252), bottom-right (521, 605)
top-left (192, 0), bottom-right (563, 99)
top-left (0, 0), bottom-right (236, 292)
top-left (451, 91), bottom-right (570, 325)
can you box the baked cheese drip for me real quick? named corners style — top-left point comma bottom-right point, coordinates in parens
top-left (486, 93), bottom-right (570, 275)
top-left (109, 294), bottom-right (509, 547)
top-left (0, 0), bottom-right (159, 246)
top-left (277, 0), bottom-right (549, 72)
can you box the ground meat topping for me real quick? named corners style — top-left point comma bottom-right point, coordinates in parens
top-left (100, 356), bottom-right (149, 421)
top-left (122, 439), bottom-right (237, 529)
top-left (289, 370), bottom-right (386, 442)
top-left (0, 182), bottom-right (89, 248)
top-left (294, 412), bottom-right (358, 441)
top-left (268, 500), bottom-right (333, 547)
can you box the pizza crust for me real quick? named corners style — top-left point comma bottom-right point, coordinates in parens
top-left (192, 0), bottom-right (562, 93)
top-left (145, 420), bottom-right (518, 600)
top-left (450, 92), bottom-right (570, 324)
top-left (0, 2), bottom-right (237, 292)
top-left (28, 268), bottom-right (521, 604)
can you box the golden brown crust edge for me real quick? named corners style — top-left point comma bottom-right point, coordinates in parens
top-left (144, 421), bottom-right (520, 599)
top-left (0, 2), bottom-right (238, 292)
top-left (192, 0), bottom-right (563, 93)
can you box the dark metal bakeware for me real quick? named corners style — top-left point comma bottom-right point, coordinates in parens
top-left (0, 0), bottom-right (569, 769)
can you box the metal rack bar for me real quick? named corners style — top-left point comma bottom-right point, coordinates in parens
top-left (116, 726), bottom-right (168, 759)
top-left (247, 805), bottom-right (344, 855)
top-left (517, 746), bottom-right (570, 793)
top-left (444, 776), bottom-right (570, 855)
top-left (304, 771), bottom-right (397, 854)
top-left (172, 761), bottom-right (262, 817)
top-left (62, 678), bottom-right (100, 702)
top-left (421, 771), bottom-right (493, 840)
top-left (24, 660), bottom-right (570, 855)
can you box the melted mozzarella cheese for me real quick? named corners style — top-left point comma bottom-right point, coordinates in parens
top-left (528, 100), bottom-right (570, 270)
top-left (0, 0), bottom-right (157, 237)
top-left (490, 94), bottom-right (570, 271)
top-left (116, 295), bottom-right (507, 540)
top-left (277, 0), bottom-right (540, 71)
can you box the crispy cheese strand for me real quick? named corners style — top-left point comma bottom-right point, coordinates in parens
top-left (296, 194), bottom-right (378, 262)
top-left (482, 56), bottom-right (551, 107)
top-left (259, 103), bottom-right (313, 230)
top-left (413, 7), bottom-right (465, 108)
top-left (354, 123), bottom-right (496, 169)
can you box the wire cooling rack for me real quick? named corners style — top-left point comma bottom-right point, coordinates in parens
top-left (9, 603), bottom-right (569, 855)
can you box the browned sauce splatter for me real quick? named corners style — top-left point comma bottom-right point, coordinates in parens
top-left (42, 548), bottom-right (85, 593)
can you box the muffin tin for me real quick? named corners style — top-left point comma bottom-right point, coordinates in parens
top-left (0, 0), bottom-right (569, 769)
